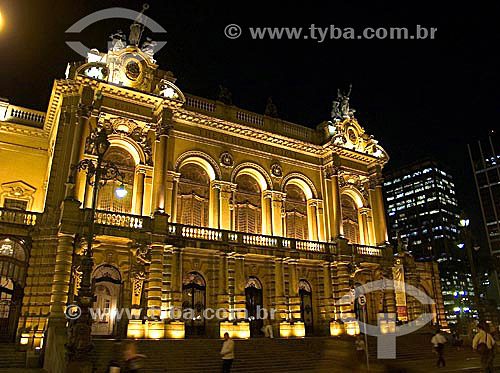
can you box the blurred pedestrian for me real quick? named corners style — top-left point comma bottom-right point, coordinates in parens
top-left (355, 335), bottom-right (367, 365)
top-left (473, 322), bottom-right (496, 373)
top-left (220, 332), bottom-right (234, 373)
top-left (122, 340), bottom-right (146, 373)
top-left (431, 329), bottom-right (446, 368)
top-left (262, 319), bottom-right (274, 338)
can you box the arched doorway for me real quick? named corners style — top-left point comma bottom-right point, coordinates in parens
top-left (0, 237), bottom-right (27, 342)
top-left (299, 280), bottom-right (313, 336)
top-left (182, 272), bottom-right (206, 336)
top-left (245, 277), bottom-right (263, 337)
top-left (91, 264), bottom-right (122, 336)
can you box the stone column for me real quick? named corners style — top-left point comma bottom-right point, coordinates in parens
top-left (74, 103), bottom-right (93, 203)
top-left (48, 234), bottom-right (74, 322)
top-left (336, 262), bottom-right (353, 317)
top-left (217, 252), bottom-right (229, 314)
top-left (287, 259), bottom-right (301, 320)
top-left (170, 248), bottom-right (183, 309)
top-left (147, 245), bottom-right (164, 318)
top-left (307, 199), bottom-right (319, 241)
top-left (165, 171), bottom-right (180, 222)
top-left (209, 180), bottom-right (221, 228)
top-left (219, 182), bottom-right (236, 230)
top-left (359, 208), bottom-right (371, 246)
top-left (368, 173), bottom-right (388, 245)
top-left (316, 200), bottom-right (326, 242)
top-left (322, 262), bottom-right (333, 320)
top-left (325, 166), bottom-right (342, 240)
top-left (271, 191), bottom-right (285, 236)
top-left (152, 112), bottom-right (172, 213)
top-left (133, 167), bottom-right (146, 215)
top-left (234, 254), bottom-right (246, 318)
top-left (262, 191), bottom-right (273, 235)
top-left (274, 258), bottom-right (286, 321)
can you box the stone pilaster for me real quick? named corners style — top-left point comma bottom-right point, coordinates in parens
top-left (147, 244), bottom-right (164, 318)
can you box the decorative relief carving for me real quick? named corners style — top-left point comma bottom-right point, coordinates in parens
top-left (219, 151), bottom-right (234, 168)
top-left (270, 163), bottom-right (283, 179)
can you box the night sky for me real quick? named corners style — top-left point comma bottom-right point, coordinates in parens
top-left (0, 0), bottom-right (498, 247)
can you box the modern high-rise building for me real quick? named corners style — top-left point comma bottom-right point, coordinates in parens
top-left (383, 159), bottom-right (476, 325)
top-left (468, 132), bottom-right (500, 302)
top-left (383, 159), bottom-right (460, 259)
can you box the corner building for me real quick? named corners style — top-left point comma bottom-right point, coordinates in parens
top-left (0, 41), bottom-right (447, 366)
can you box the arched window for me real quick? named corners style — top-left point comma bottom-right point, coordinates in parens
top-left (234, 174), bottom-right (262, 234)
top-left (285, 184), bottom-right (308, 240)
top-left (0, 239), bottom-right (26, 262)
top-left (97, 148), bottom-right (135, 213)
top-left (341, 194), bottom-right (360, 244)
top-left (176, 163), bottom-right (210, 227)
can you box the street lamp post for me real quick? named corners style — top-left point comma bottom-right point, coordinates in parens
top-left (66, 128), bottom-right (126, 365)
top-left (458, 214), bottom-right (482, 322)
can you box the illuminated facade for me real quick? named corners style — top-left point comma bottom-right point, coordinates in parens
top-left (383, 159), bottom-right (474, 324)
top-left (0, 33), bottom-right (446, 370)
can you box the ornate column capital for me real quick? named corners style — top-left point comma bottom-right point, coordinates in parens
top-left (325, 164), bottom-right (340, 179)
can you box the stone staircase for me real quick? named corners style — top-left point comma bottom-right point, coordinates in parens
top-left (92, 337), bottom-right (357, 373)
top-left (0, 343), bottom-right (27, 368)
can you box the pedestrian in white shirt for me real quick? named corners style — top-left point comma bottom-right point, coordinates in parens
top-left (431, 330), bottom-right (447, 368)
top-left (473, 323), bottom-right (496, 373)
top-left (220, 332), bottom-right (235, 373)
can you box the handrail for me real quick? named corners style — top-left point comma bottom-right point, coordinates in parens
top-left (0, 208), bottom-right (38, 226)
top-left (352, 244), bottom-right (383, 257)
top-left (93, 210), bottom-right (149, 229)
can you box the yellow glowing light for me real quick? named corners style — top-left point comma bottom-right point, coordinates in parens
top-left (330, 321), bottom-right (344, 337)
top-left (127, 320), bottom-right (145, 339)
top-left (0, 10), bottom-right (4, 31)
top-left (166, 321), bottom-right (185, 339)
top-left (220, 321), bottom-right (250, 339)
top-left (20, 333), bottom-right (30, 345)
top-left (279, 321), bottom-right (305, 338)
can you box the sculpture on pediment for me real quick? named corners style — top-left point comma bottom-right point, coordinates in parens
top-left (141, 37), bottom-right (157, 61)
top-left (217, 85), bottom-right (233, 105)
top-left (128, 4), bottom-right (149, 46)
top-left (265, 97), bottom-right (278, 118)
top-left (109, 30), bottom-right (126, 52)
top-left (332, 84), bottom-right (356, 121)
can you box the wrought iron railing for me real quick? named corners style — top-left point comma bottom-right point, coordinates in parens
top-left (0, 208), bottom-right (38, 226)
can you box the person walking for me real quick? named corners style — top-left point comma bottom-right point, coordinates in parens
top-left (473, 322), bottom-right (496, 373)
top-left (355, 335), bottom-right (367, 366)
top-left (122, 340), bottom-right (146, 373)
top-left (431, 330), bottom-right (447, 368)
top-left (220, 332), bottom-right (235, 373)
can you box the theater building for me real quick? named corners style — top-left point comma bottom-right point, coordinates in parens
top-left (0, 34), bottom-right (447, 368)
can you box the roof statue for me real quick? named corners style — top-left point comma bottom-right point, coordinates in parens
top-left (265, 97), bottom-right (278, 118)
top-left (129, 4), bottom-right (150, 46)
top-left (331, 84), bottom-right (355, 122)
